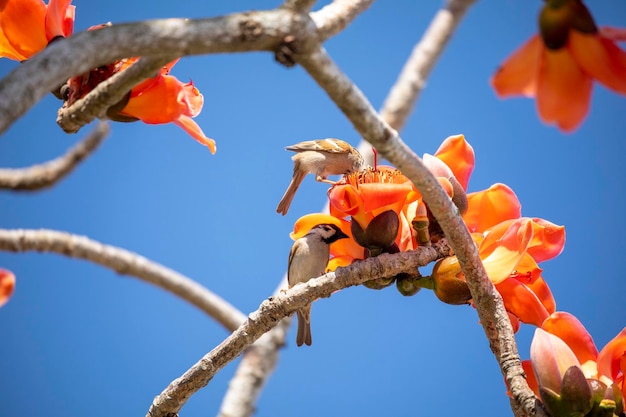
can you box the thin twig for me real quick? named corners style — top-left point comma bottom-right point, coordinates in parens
top-left (57, 56), bottom-right (174, 134)
top-left (0, 122), bottom-right (109, 191)
top-left (147, 242), bottom-right (450, 417)
top-left (295, 45), bottom-right (538, 417)
top-left (311, 0), bottom-right (375, 41)
top-left (0, 229), bottom-right (247, 332)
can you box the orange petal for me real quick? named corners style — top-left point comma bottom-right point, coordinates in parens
top-left (433, 134), bottom-right (475, 190)
top-left (491, 35), bottom-right (542, 98)
top-left (0, 268), bottom-right (16, 308)
top-left (328, 184), bottom-right (365, 217)
top-left (174, 116), bottom-right (216, 153)
top-left (0, 0), bottom-right (47, 60)
top-left (542, 312), bottom-right (598, 371)
top-left (327, 256), bottom-right (355, 272)
top-left (291, 213), bottom-right (346, 240)
top-left (44, 0), bottom-right (75, 39)
top-left (359, 182), bottom-right (413, 215)
top-left (524, 274), bottom-right (555, 315)
top-left (569, 29), bottom-right (626, 95)
top-left (464, 184), bottom-right (521, 233)
top-left (522, 359), bottom-right (540, 397)
top-left (497, 278), bottom-right (550, 327)
top-left (597, 327), bottom-right (626, 383)
top-left (123, 75), bottom-right (187, 123)
top-left (479, 218), bottom-right (533, 283)
top-left (527, 218), bottom-right (566, 263)
top-left (536, 46), bottom-right (592, 132)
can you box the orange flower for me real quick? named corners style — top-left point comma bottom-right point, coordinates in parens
top-left (463, 184), bottom-right (521, 233)
top-left (328, 166), bottom-right (420, 253)
top-left (0, 0), bottom-right (74, 61)
top-left (432, 217), bottom-right (563, 328)
top-left (524, 312), bottom-right (626, 414)
top-left (117, 59), bottom-right (216, 153)
top-left (0, 268), bottom-right (15, 308)
top-left (491, 0), bottom-right (626, 132)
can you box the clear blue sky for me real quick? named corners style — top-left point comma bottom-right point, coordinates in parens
top-left (1, 1), bottom-right (625, 416)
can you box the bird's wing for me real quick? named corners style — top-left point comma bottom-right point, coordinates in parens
top-left (285, 139), bottom-right (352, 154)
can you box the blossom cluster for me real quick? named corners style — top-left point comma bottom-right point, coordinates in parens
top-left (292, 134), bottom-right (624, 416)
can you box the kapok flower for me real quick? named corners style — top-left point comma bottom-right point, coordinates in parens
top-left (431, 217), bottom-right (564, 330)
top-left (0, 0), bottom-right (74, 61)
top-left (328, 166), bottom-right (420, 254)
top-left (0, 268), bottom-right (16, 308)
top-left (117, 59), bottom-right (216, 153)
top-left (525, 312), bottom-right (626, 416)
top-left (491, 0), bottom-right (626, 132)
top-left (65, 54), bottom-right (216, 153)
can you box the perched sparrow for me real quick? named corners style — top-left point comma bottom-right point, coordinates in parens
top-left (276, 139), bottom-right (364, 215)
top-left (288, 223), bottom-right (349, 346)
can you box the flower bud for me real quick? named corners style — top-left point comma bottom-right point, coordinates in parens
top-left (431, 256), bottom-right (472, 305)
top-left (351, 210), bottom-right (399, 253)
top-left (395, 273), bottom-right (422, 296)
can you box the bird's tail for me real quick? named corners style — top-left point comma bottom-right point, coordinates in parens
top-left (276, 167), bottom-right (306, 216)
top-left (296, 309), bottom-right (312, 347)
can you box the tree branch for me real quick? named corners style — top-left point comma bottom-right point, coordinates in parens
top-left (311, 0), bottom-right (375, 41)
top-left (56, 57), bottom-right (174, 134)
top-left (0, 122), bottom-right (109, 191)
top-left (0, 228), bottom-right (246, 332)
top-left (295, 45), bottom-right (538, 417)
top-left (147, 241), bottom-right (451, 417)
top-left (282, 0), bottom-right (317, 12)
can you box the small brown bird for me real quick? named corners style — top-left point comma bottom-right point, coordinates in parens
top-left (288, 223), bottom-right (349, 346)
top-left (276, 139), bottom-right (364, 215)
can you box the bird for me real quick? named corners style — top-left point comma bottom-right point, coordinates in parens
top-left (276, 139), bottom-right (364, 215)
top-left (287, 223), bottom-right (349, 346)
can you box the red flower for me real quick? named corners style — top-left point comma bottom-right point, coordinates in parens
top-left (0, 0), bottom-right (74, 61)
top-left (0, 268), bottom-right (15, 308)
top-left (491, 0), bottom-right (626, 132)
top-left (118, 59), bottom-right (216, 153)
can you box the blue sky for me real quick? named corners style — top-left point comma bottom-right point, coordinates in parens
top-left (1, 1), bottom-right (625, 416)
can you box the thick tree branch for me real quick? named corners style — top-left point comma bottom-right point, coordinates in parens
top-left (295, 45), bottom-right (538, 417)
top-left (147, 242), bottom-right (451, 417)
top-left (56, 57), bottom-right (174, 134)
top-left (0, 229), bottom-right (246, 332)
top-left (311, 0), bottom-right (375, 41)
top-left (0, 122), bottom-right (109, 191)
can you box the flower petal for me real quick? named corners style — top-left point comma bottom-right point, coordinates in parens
top-left (569, 29), bottom-right (626, 95)
top-left (480, 218), bottom-right (533, 283)
top-left (531, 328), bottom-right (582, 394)
top-left (463, 184), bottom-right (521, 233)
top-left (173, 116), bottom-right (216, 153)
top-left (497, 278), bottom-right (550, 327)
top-left (291, 213), bottom-right (346, 240)
top-left (44, 0), bottom-right (75, 39)
top-left (542, 312), bottom-right (598, 374)
top-left (528, 218), bottom-right (566, 263)
top-left (433, 134), bottom-right (475, 190)
top-left (597, 327), bottom-right (626, 383)
top-left (0, 0), bottom-right (47, 60)
top-left (536, 46), bottom-right (592, 132)
top-left (491, 34), bottom-right (542, 98)
top-left (0, 268), bottom-right (15, 308)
